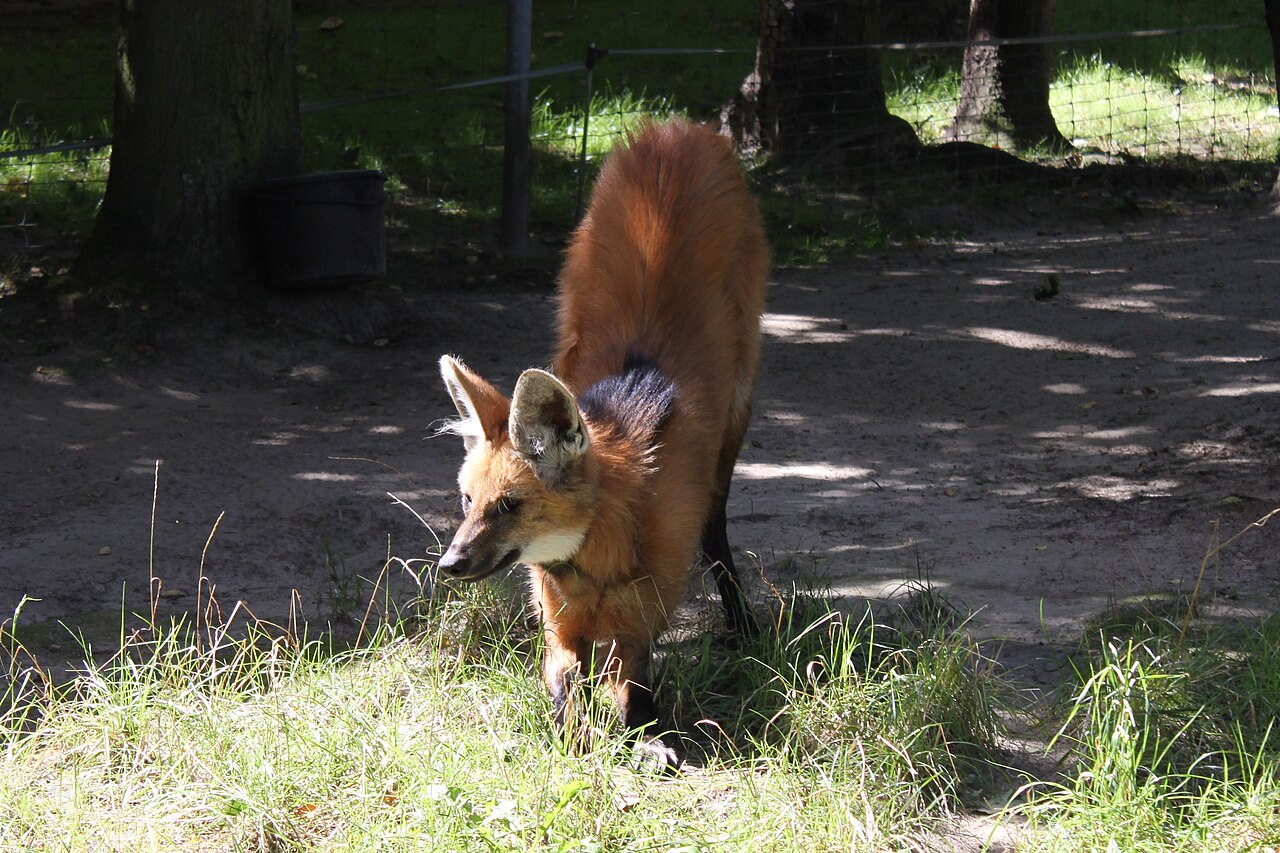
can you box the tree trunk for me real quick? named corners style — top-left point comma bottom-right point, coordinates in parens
top-left (1266, 0), bottom-right (1280, 201)
top-left (83, 0), bottom-right (302, 298)
top-left (947, 0), bottom-right (1071, 153)
top-left (720, 0), bottom-right (918, 163)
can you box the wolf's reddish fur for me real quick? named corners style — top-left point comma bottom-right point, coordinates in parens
top-left (437, 119), bottom-right (767, 767)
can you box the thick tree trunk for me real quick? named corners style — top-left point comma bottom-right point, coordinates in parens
top-left (947, 0), bottom-right (1071, 153)
top-left (1266, 0), bottom-right (1280, 200)
top-left (83, 0), bottom-right (302, 297)
top-left (720, 0), bottom-right (918, 163)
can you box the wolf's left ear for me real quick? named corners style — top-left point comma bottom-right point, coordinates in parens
top-left (510, 369), bottom-right (589, 486)
top-left (440, 355), bottom-right (511, 451)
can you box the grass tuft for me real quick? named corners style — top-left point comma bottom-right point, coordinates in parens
top-left (1, 565), bottom-right (1008, 851)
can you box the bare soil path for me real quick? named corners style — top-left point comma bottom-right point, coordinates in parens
top-left (2, 204), bottom-right (1277, 691)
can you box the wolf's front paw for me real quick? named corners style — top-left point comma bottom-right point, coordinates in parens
top-left (631, 735), bottom-right (682, 774)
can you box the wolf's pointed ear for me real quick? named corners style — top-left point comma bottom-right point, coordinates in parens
top-left (510, 369), bottom-right (589, 486)
top-left (439, 355), bottom-right (511, 451)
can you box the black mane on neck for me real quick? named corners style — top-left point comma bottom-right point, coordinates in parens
top-left (577, 351), bottom-right (677, 444)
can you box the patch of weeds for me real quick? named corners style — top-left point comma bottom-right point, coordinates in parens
top-left (1017, 628), bottom-right (1280, 851)
top-left (318, 528), bottom-right (364, 624)
top-left (664, 582), bottom-right (1006, 807)
top-left (1012, 508), bottom-right (1280, 851)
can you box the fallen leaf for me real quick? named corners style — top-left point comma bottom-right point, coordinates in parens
top-left (159, 588), bottom-right (186, 599)
top-left (1079, 401), bottom-right (1097, 410)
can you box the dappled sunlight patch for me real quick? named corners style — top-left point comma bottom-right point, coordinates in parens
top-left (254, 432), bottom-right (300, 446)
top-left (826, 540), bottom-right (922, 555)
top-left (127, 459), bottom-right (162, 475)
top-left (1172, 439), bottom-right (1259, 464)
top-left (1043, 382), bottom-right (1088, 395)
top-left (1178, 353), bottom-right (1271, 365)
top-left (761, 312), bottom-right (853, 344)
top-left (1199, 381), bottom-right (1280, 397)
top-left (1071, 294), bottom-right (1160, 313)
top-left (736, 461), bottom-right (874, 482)
top-left (1032, 425), bottom-right (1157, 460)
top-left (156, 386), bottom-right (200, 401)
top-left (1085, 426), bottom-right (1156, 441)
top-left (292, 471), bottom-right (360, 482)
top-left (962, 327), bottom-right (1135, 359)
top-left (63, 399), bottom-right (121, 411)
top-left (756, 409), bottom-right (809, 426)
top-left (990, 483), bottom-right (1042, 497)
top-left (1056, 475), bottom-right (1180, 501)
top-left (827, 575), bottom-right (952, 602)
top-left (289, 364), bottom-right (332, 382)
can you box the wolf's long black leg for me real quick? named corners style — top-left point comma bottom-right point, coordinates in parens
top-left (700, 494), bottom-right (757, 636)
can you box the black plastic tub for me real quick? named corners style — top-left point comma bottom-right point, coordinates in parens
top-left (244, 169), bottom-right (387, 288)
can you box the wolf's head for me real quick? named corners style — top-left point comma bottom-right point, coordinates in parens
top-left (435, 355), bottom-right (597, 581)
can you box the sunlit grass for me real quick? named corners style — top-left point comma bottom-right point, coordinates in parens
top-left (532, 87), bottom-right (679, 160)
top-left (2, 506), bottom-right (1277, 851)
top-left (1052, 54), bottom-right (1278, 159)
top-left (1014, 632), bottom-right (1280, 852)
top-left (1, 565), bottom-right (1005, 851)
top-left (0, 126), bottom-right (108, 234)
top-left (888, 53), bottom-right (1279, 160)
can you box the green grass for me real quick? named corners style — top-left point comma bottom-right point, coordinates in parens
top-left (11, 546), bottom-right (1280, 851)
top-left (1015, 629), bottom-right (1280, 852)
top-left (1, 569), bottom-right (1007, 851)
top-left (888, 52), bottom-right (1279, 160)
top-left (0, 126), bottom-right (109, 273)
top-left (5, 0), bottom-right (1276, 275)
top-left (1002, 510), bottom-right (1280, 851)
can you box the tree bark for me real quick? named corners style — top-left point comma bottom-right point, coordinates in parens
top-left (1266, 0), bottom-right (1280, 200)
top-left (947, 0), bottom-right (1071, 153)
top-left (720, 0), bottom-right (918, 163)
top-left (83, 0), bottom-right (302, 298)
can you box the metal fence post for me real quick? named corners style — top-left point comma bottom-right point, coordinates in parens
top-left (500, 0), bottom-right (533, 254)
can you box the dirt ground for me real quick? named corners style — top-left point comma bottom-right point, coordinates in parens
top-left (2, 200), bottom-right (1278, 697)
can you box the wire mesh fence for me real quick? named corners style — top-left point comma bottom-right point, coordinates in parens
top-left (1, 0), bottom-right (1276, 276)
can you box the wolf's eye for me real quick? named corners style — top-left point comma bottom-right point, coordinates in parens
top-left (460, 493), bottom-right (473, 513)
top-left (490, 495), bottom-right (522, 518)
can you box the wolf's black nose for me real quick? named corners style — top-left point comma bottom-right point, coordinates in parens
top-left (437, 548), bottom-right (469, 577)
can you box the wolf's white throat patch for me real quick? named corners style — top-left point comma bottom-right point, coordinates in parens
top-left (520, 528), bottom-right (588, 565)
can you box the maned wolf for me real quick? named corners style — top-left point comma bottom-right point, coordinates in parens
top-left (437, 118), bottom-right (768, 769)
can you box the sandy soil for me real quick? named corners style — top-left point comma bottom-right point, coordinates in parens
top-left (2, 202), bottom-right (1277, 696)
